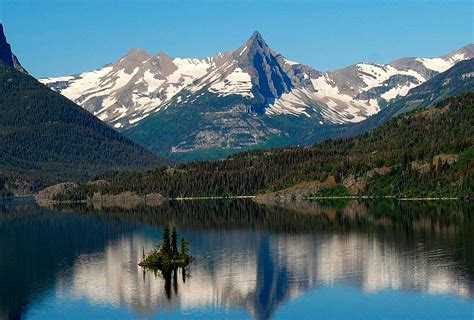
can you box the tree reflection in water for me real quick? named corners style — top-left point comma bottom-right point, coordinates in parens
top-left (0, 199), bottom-right (472, 319)
top-left (144, 267), bottom-right (188, 300)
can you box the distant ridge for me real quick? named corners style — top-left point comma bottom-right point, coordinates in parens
top-left (340, 58), bottom-right (474, 137)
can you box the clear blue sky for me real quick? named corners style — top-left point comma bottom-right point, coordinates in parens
top-left (1, 0), bottom-right (472, 77)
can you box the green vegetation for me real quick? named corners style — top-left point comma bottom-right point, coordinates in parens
top-left (0, 177), bottom-right (11, 197)
top-left (123, 88), bottom-right (339, 162)
top-left (139, 225), bottom-right (192, 271)
top-left (310, 184), bottom-right (350, 197)
top-left (57, 93), bottom-right (474, 200)
top-left (124, 89), bottom-right (257, 161)
top-left (0, 62), bottom-right (167, 192)
top-left (0, 188), bottom-right (12, 198)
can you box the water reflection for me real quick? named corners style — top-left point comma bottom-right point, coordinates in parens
top-left (0, 204), bottom-right (138, 319)
top-left (55, 228), bottom-right (473, 319)
top-left (0, 200), bottom-right (473, 319)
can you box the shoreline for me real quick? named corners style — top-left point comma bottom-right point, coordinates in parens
top-left (2, 194), bottom-right (470, 205)
top-left (172, 195), bottom-right (255, 200)
top-left (301, 196), bottom-right (462, 201)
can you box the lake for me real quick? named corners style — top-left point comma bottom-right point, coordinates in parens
top-left (0, 199), bottom-right (473, 319)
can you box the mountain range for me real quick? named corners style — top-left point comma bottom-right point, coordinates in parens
top-left (40, 31), bottom-right (474, 160)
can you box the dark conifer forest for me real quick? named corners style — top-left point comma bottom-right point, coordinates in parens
top-left (0, 62), bottom-right (167, 191)
top-left (57, 93), bottom-right (474, 199)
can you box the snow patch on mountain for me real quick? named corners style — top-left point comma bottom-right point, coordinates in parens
top-left (51, 66), bottom-right (113, 101)
top-left (209, 67), bottom-right (253, 97)
top-left (265, 89), bottom-right (311, 117)
top-left (111, 68), bottom-right (139, 89)
top-left (284, 58), bottom-right (300, 66)
top-left (267, 79), bottom-right (379, 124)
top-left (356, 63), bottom-right (425, 91)
top-left (309, 74), bottom-right (380, 123)
top-left (380, 83), bottom-right (418, 100)
top-left (416, 52), bottom-right (468, 73)
top-left (416, 58), bottom-right (452, 73)
top-left (41, 75), bottom-right (75, 82)
top-left (142, 70), bottom-right (164, 92)
top-left (169, 58), bottom-right (212, 83)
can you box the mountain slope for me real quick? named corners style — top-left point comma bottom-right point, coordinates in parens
top-left (56, 93), bottom-right (474, 200)
top-left (0, 61), bottom-right (168, 193)
top-left (387, 58), bottom-right (474, 115)
top-left (340, 58), bottom-right (474, 137)
top-left (40, 32), bottom-right (473, 160)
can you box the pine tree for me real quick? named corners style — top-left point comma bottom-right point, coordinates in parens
top-left (180, 237), bottom-right (189, 256)
top-left (162, 225), bottom-right (172, 257)
top-left (402, 152), bottom-right (409, 171)
top-left (171, 226), bottom-right (178, 256)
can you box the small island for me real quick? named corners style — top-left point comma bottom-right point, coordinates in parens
top-left (139, 225), bottom-right (192, 271)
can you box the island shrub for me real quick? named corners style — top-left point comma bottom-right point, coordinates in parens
top-left (139, 225), bottom-right (192, 271)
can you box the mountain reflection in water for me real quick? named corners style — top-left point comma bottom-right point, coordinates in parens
top-left (0, 199), bottom-right (472, 319)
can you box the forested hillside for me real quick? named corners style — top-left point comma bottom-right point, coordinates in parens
top-left (57, 93), bottom-right (474, 200)
top-left (0, 62), bottom-right (168, 194)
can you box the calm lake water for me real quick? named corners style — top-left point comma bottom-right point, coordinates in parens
top-left (0, 199), bottom-right (473, 319)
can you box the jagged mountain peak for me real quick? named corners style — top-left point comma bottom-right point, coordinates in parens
top-left (246, 31), bottom-right (267, 48)
top-left (112, 48), bottom-right (154, 74)
top-left (250, 30), bottom-right (263, 39)
top-left (156, 50), bottom-right (172, 59)
top-left (444, 43), bottom-right (474, 60)
top-left (239, 31), bottom-right (272, 56)
top-left (0, 23), bottom-right (27, 73)
top-left (118, 48), bottom-right (152, 64)
top-left (234, 31), bottom-right (293, 100)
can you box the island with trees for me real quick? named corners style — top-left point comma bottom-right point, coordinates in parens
top-left (139, 225), bottom-right (192, 271)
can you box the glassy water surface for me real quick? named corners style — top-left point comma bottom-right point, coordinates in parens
top-left (0, 199), bottom-right (473, 319)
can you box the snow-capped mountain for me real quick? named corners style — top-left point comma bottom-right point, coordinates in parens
top-left (40, 32), bottom-right (473, 160)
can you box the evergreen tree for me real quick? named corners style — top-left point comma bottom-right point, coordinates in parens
top-left (402, 152), bottom-right (409, 171)
top-left (180, 237), bottom-right (189, 256)
top-left (0, 63), bottom-right (165, 189)
top-left (171, 226), bottom-right (178, 256)
top-left (162, 225), bottom-right (172, 257)
top-left (53, 93), bottom-right (474, 200)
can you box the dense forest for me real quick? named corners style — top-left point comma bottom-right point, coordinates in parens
top-left (0, 62), bottom-right (167, 193)
top-left (57, 93), bottom-right (474, 200)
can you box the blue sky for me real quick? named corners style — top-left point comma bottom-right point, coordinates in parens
top-left (1, 0), bottom-right (472, 77)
